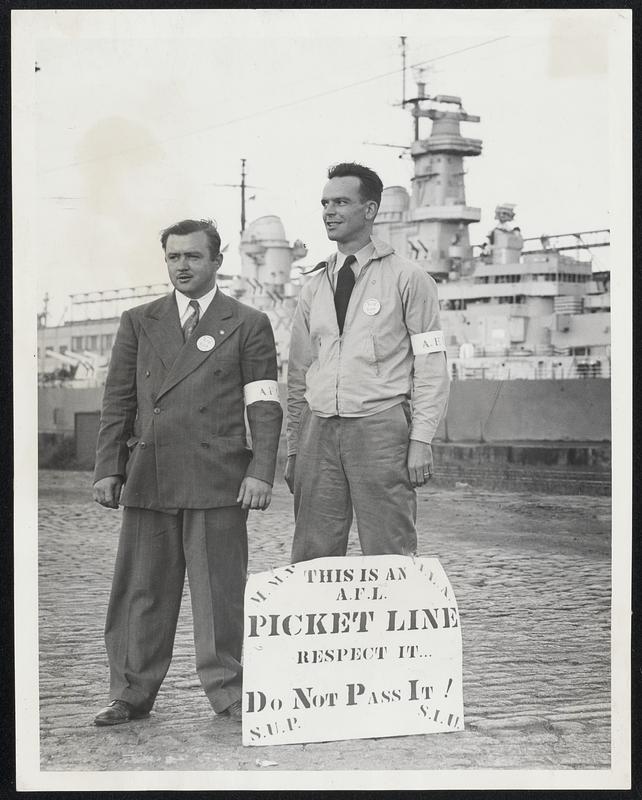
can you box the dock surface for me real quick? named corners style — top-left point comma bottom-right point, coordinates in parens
top-left (36, 470), bottom-right (613, 776)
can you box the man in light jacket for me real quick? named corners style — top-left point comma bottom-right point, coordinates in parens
top-left (286, 162), bottom-right (449, 562)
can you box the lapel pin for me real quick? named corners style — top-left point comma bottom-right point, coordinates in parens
top-left (197, 335), bottom-right (215, 351)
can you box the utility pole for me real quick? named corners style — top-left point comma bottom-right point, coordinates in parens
top-left (208, 158), bottom-right (262, 237)
top-left (240, 158), bottom-right (247, 235)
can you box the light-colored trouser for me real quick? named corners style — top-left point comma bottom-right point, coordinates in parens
top-left (291, 403), bottom-right (417, 563)
top-left (104, 506), bottom-right (247, 714)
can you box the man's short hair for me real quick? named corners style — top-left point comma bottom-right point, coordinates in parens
top-left (327, 162), bottom-right (383, 208)
top-left (160, 219), bottom-right (222, 259)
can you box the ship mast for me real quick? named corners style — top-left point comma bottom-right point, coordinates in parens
top-left (395, 59), bottom-right (482, 277)
top-left (400, 36), bottom-right (407, 106)
top-left (369, 40), bottom-right (483, 278)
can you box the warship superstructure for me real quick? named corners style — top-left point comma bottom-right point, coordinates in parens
top-left (372, 84), bottom-right (610, 381)
top-left (38, 83), bottom-right (611, 389)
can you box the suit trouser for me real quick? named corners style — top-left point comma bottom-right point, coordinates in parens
top-left (291, 403), bottom-right (417, 562)
top-left (104, 505), bottom-right (247, 714)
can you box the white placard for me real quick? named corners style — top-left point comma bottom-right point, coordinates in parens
top-left (242, 555), bottom-right (464, 746)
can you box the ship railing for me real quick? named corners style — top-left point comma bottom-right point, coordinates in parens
top-left (449, 356), bottom-right (610, 380)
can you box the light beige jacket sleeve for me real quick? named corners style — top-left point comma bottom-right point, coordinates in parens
top-left (399, 267), bottom-right (450, 444)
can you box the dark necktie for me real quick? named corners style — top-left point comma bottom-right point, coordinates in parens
top-left (182, 299), bottom-right (200, 341)
top-left (334, 255), bottom-right (356, 335)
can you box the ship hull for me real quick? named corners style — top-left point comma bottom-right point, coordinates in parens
top-left (437, 378), bottom-right (610, 443)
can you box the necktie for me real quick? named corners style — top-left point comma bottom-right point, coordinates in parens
top-left (334, 255), bottom-right (356, 335)
top-left (182, 299), bottom-right (200, 341)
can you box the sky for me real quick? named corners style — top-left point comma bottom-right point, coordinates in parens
top-left (14, 8), bottom-right (630, 324)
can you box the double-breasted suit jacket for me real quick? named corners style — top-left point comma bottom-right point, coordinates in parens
top-left (94, 289), bottom-right (283, 508)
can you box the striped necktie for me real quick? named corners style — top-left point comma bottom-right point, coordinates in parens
top-left (334, 255), bottom-right (356, 335)
top-left (182, 299), bottom-right (200, 341)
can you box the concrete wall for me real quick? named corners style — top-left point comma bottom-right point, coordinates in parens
top-left (435, 378), bottom-right (610, 443)
top-left (39, 386), bottom-right (104, 435)
top-left (75, 411), bottom-right (101, 469)
top-left (39, 377), bottom-right (611, 454)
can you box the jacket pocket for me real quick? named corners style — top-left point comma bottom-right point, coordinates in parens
top-left (124, 437), bottom-right (139, 479)
top-left (369, 335), bottom-right (380, 375)
top-left (400, 399), bottom-right (411, 428)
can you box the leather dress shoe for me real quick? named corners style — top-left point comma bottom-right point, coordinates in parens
top-left (222, 699), bottom-right (243, 722)
top-left (94, 699), bottom-right (148, 726)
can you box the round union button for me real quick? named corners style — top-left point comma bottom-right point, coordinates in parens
top-left (363, 298), bottom-right (381, 316)
top-left (197, 335), bottom-right (215, 351)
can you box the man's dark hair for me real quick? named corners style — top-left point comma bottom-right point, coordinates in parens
top-left (327, 162), bottom-right (383, 208)
top-left (160, 219), bottom-right (222, 259)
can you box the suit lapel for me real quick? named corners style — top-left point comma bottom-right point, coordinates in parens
top-left (156, 289), bottom-right (241, 401)
top-left (139, 294), bottom-right (184, 371)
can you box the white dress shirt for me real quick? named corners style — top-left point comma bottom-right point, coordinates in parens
top-left (175, 285), bottom-right (218, 326)
top-left (332, 240), bottom-right (376, 287)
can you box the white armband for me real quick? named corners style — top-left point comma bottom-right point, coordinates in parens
top-left (244, 380), bottom-right (280, 405)
top-left (410, 330), bottom-right (446, 355)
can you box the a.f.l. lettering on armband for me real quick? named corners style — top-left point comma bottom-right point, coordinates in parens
top-left (244, 380), bottom-right (280, 405)
top-left (410, 330), bottom-right (446, 356)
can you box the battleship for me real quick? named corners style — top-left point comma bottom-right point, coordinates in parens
top-left (37, 76), bottom-right (611, 478)
top-left (37, 77), bottom-right (611, 388)
top-left (370, 84), bottom-right (610, 382)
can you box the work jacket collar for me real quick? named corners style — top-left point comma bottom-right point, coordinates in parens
top-left (305, 236), bottom-right (395, 275)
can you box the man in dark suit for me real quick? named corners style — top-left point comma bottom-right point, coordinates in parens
top-left (92, 218), bottom-right (282, 725)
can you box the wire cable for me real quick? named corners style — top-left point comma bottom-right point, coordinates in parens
top-left (41, 35), bottom-right (509, 175)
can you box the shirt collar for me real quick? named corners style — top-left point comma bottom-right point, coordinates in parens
top-left (174, 284), bottom-right (218, 319)
top-left (334, 239), bottom-right (376, 275)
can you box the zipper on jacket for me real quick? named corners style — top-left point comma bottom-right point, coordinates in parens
top-left (333, 259), bottom-right (375, 416)
top-left (325, 266), bottom-right (342, 414)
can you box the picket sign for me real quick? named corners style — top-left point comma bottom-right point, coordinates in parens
top-left (242, 555), bottom-right (464, 746)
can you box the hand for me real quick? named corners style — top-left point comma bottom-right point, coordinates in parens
top-left (284, 454), bottom-right (296, 494)
top-left (93, 476), bottom-right (123, 508)
top-left (237, 476), bottom-right (272, 511)
top-left (407, 441), bottom-right (433, 488)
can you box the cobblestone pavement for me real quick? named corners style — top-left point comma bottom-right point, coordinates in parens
top-left (37, 470), bottom-right (612, 774)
